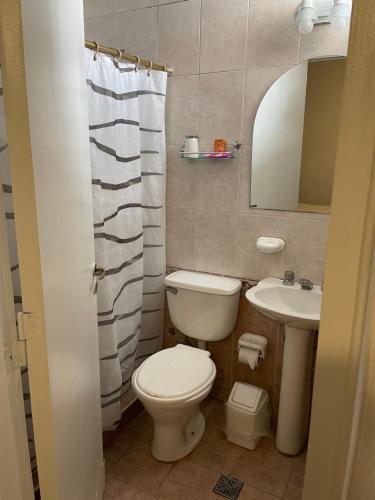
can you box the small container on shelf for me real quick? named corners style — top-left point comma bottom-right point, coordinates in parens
top-left (183, 135), bottom-right (199, 158)
top-left (214, 138), bottom-right (227, 153)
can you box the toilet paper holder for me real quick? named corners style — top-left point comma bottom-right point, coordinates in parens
top-left (238, 333), bottom-right (268, 360)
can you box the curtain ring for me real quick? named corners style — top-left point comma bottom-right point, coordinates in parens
top-left (93, 41), bottom-right (100, 61)
top-left (116, 49), bottom-right (122, 63)
top-left (147, 60), bottom-right (153, 77)
top-left (134, 56), bottom-right (140, 72)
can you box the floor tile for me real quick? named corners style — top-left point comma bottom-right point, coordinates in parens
top-left (108, 440), bottom-right (174, 495)
top-left (103, 474), bottom-right (154, 499)
top-left (235, 484), bottom-right (281, 499)
top-left (125, 410), bottom-right (154, 444)
top-left (188, 426), bottom-right (244, 475)
top-left (156, 460), bottom-right (219, 499)
top-left (258, 437), bottom-right (277, 451)
top-left (205, 400), bottom-right (225, 431)
top-left (284, 455), bottom-right (306, 500)
top-left (104, 428), bottom-right (137, 465)
top-left (230, 446), bottom-right (294, 497)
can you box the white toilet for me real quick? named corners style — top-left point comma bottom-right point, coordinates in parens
top-left (132, 270), bottom-right (241, 462)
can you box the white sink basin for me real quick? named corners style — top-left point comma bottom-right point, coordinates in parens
top-left (246, 278), bottom-right (321, 330)
top-left (245, 277), bottom-right (322, 456)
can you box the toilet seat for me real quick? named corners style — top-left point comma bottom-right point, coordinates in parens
top-left (134, 344), bottom-right (216, 401)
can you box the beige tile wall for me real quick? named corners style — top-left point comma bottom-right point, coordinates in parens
top-left (84, 0), bottom-right (349, 285)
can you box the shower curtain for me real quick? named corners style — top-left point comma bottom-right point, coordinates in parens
top-left (85, 50), bottom-right (167, 430)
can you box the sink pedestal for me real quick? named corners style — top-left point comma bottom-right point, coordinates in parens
top-left (276, 325), bottom-right (315, 456)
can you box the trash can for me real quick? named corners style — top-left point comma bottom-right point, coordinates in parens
top-left (224, 381), bottom-right (271, 451)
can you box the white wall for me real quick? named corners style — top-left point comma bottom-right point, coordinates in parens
top-left (251, 63), bottom-right (308, 211)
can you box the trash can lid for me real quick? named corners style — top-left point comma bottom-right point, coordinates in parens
top-left (228, 382), bottom-right (265, 413)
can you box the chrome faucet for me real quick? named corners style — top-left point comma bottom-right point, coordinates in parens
top-left (299, 278), bottom-right (314, 290)
top-left (282, 270), bottom-right (295, 286)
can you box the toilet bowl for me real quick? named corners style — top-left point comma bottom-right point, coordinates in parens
top-left (132, 344), bottom-right (216, 462)
top-left (132, 271), bottom-right (241, 462)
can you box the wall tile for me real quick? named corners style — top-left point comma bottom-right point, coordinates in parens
top-left (158, 0), bottom-right (201, 75)
top-left (246, 0), bottom-right (300, 68)
top-left (199, 70), bottom-right (245, 145)
top-left (116, 7), bottom-right (158, 60)
top-left (196, 148), bottom-right (240, 213)
top-left (85, 15), bottom-right (119, 48)
top-left (236, 214), bottom-right (286, 280)
top-left (299, 24), bottom-right (350, 62)
top-left (84, 0), bottom-right (156, 19)
top-left (166, 145), bottom-right (197, 210)
top-left (166, 209), bottom-right (196, 269)
top-left (242, 66), bottom-right (291, 144)
top-left (195, 211), bottom-right (237, 276)
top-left (200, 0), bottom-right (249, 73)
top-left (283, 217), bottom-right (329, 284)
top-left (166, 75), bottom-right (199, 145)
top-left (208, 334), bottom-right (233, 400)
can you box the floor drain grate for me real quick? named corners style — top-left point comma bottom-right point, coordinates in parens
top-left (212, 474), bottom-right (245, 499)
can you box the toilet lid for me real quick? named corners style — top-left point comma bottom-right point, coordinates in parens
top-left (136, 344), bottom-right (216, 399)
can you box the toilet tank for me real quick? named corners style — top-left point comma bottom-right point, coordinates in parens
top-left (165, 271), bottom-right (242, 342)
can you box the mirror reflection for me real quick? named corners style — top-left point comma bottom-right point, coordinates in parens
top-left (250, 57), bottom-right (346, 213)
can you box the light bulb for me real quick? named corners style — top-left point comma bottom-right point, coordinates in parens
top-left (296, 1), bottom-right (318, 35)
top-left (298, 18), bottom-right (314, 34)
top-left (330, 0), bottom-right (350, 30)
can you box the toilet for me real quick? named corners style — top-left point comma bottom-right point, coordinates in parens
top-left (132, 270), bottom-right (241, 462)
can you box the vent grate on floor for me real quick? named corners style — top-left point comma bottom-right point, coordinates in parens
top-left (212, 474), bottom-right (245, 500)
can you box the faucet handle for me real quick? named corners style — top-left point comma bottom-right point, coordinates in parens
top-left (299, 278), bottom-right (314, 290)
top-left (282, 270), bottom-right (295, 286)
top-left (283, 270), bottom-right (295, 281)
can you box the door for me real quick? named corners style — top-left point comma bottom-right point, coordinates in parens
top-left (0, 1), bottom-right (104, 499)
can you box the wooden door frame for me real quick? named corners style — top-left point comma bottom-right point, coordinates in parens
top-left (303, 0), bottom-right (375, 498)
top-left (0, 1), bottom-right (60, 498)
top-left (0, 188), bottom-right (34, 500)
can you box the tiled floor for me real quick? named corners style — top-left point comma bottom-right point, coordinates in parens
top-left (104, 399), bottom-right (306, 500)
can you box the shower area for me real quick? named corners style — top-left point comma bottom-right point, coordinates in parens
top-left (0, 35), bottom-right (169, 493)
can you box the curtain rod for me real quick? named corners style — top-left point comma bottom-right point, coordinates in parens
top-left (85, 40), bottom-right (173, 75)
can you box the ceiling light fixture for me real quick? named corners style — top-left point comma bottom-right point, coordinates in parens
top-left (296, 0), bottom-right (351, 35)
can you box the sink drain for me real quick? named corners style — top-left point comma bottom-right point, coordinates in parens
top-left (212, 475), bottom-right (244, 499)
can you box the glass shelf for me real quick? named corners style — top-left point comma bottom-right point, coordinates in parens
top-left (180, 151), bottom-right (236, 160)
top-left (180, 141), bottom-right (241, 161)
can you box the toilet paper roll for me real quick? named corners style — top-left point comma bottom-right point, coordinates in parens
top-left (238, 347), bottom-right (260, 370)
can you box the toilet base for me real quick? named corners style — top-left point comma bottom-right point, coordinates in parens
top-left (150, 407), bottom-right (206, 462)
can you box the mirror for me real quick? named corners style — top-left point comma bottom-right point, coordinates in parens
top-left (250, 57), bottom-right (346, 213)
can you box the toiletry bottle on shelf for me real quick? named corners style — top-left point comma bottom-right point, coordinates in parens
top-left (214, 138), bottom-right (226, 153)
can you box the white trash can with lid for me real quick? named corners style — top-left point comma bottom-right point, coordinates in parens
top-left (224, 382), bottom-right (271, 450)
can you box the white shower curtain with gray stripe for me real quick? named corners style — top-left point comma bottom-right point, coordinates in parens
top-left (85, 50), bottom-right (167, 430)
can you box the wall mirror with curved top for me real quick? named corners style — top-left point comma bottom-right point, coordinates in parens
top-left (250, 57), bottom-right (346, 213)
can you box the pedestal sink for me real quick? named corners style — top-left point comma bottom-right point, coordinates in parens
top-left (245, 278), bottom-right (322, 456)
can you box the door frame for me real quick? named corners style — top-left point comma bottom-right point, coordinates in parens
top-left (303, 0), bottom-right (375, 498)
top-left (0, 187), bottom-right (34, 500)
